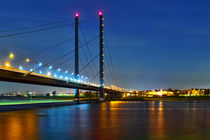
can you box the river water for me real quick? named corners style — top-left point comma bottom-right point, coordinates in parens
top-left (0, 101), bottom-right (210, 140)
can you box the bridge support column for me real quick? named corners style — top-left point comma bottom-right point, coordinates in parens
top-left (90, 90), bottom-right (92, 98)
top-left (75, 12), bottom-right (79, 103)
top-left (99, 11), bottom-right (104, 101)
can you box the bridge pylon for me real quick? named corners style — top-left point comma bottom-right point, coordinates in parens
top-left (75, 12), bottom-right (79, 103)
top-left (99, 11), bottom-right (104, 101)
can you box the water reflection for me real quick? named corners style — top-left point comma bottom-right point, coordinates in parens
top-left (148, 101), bottom-right (166, 139)
top-left (0, 101), bottom-right (210, 140)
top-left (0, 111), bottom-right (38, 140)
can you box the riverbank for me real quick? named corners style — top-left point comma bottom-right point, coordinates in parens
top-left (1, 96), bottom-right (210, 112)
top-left (0, 96), bottom-right (97, 100)
top-left (118, 96), bottom-right (210, 101)
top-left (0, 98), bottom-right (100, 112)
top-left (111, 96), bottom-right (145, 101)
top-left (0, 101), bottom-right (74, 112)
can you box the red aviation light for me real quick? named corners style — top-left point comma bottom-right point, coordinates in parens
top-left (75, 13), bottom-right (79, 17)
top-left (98, 11), bottom-right (103, 16)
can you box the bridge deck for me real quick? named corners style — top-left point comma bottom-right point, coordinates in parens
top-left (0, 68), bottom-right (122, 93)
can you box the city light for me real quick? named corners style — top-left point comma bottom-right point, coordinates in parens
top-left (158, 90), bottom-right (163, 96)
top-left (19, 66), bottom-right (23, 70)
top-left (158, 92), bottom-right (163, 96)
top-left (47, 72), bottom-right (51, 76)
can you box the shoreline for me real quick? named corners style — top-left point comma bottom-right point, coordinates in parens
top-left (1, 96), bottom-right (210, 112)
top-left (0, 99), bottom-right (100, 113)
top-left (115, 96), bottom-right (210, 101)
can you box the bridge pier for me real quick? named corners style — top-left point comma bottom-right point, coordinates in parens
top-left (89, 90), bottom-right (92, 98)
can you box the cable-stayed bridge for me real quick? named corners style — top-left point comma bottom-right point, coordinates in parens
top-left (0, 11), bottom-right (131, 102)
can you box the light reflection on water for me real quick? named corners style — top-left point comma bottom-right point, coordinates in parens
top-left (0, 111), bottom-right (39, 140)
top-left (0, 101), bottom-right (210, 140)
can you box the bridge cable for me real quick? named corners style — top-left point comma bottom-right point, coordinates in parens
top-left (0, 18), bottom-right (96, 39)
top-left (80, 25), bottom-right (113, 87)
top-left (25, 36), bottom-right (98, 75)
top-left (79, 41), bottom-right (96, 75)
top-left (80, 58), bottom-right (99, 84)
top-left (79, 58), bottom-right (91, 81)
top-left (33, 35), bottom-right (98, 68)
top-left (79, 24), bottom-right (99, 74)
top-left (16, 37), bottom-right (75, 61)
top-left (79, 25), bottom-right (112, 87)
top-left (104, 66), bottom-right (112, 87)
top-left (104, 32), bottom-right (119, 86)
top-left (79, 41), bottom-right (96, 80)
top-left (0, 24), bottom-right (74, 38)
top-left (26, 49), bottom-right (75, 75)
top-left (0, 19), bottom-right (73, 33)
top-left (77, 35), bottom-right (99, 79)
top-left (80, 42), bottom-right (97, 76)
top-left (79, 54), bottom-right (99, 73)
top-left (53, 55), bottom-right (74, 71)
top-left (89, 71), bottom-right (99, 84)
top-left (104, 51), bottom-right (116, 86)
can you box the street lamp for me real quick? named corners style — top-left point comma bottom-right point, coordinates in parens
top-left (5, 62), bottom-right (10, 67)
top-left (9, 53), bottom-right (14, 59)
top-left (26, 58), bottom-right (30, 63)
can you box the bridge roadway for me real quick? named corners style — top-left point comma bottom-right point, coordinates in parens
top-left (0, 68), bottom-right (123, 94)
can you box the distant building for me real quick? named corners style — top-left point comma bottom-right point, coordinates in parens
top-left (187, 89), bottom-right (205, 96)
top-left (146, 90), bottom-right (174, 97)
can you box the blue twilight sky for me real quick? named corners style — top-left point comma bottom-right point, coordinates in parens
top-left (1, 0), bottom-right (210, 93)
